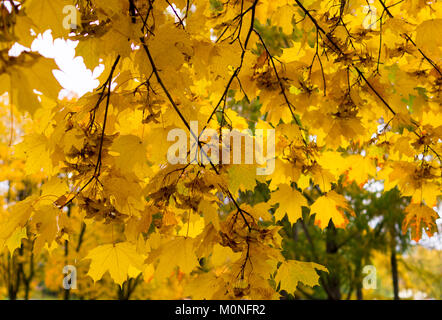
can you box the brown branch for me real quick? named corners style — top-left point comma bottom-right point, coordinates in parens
top-left (378, 0), bottom-right (442, 76)
top-left (294, 0), bottom-right (441, 162)
top-left (75, 222), bottom-right (87, 252)
top-left (140, 37), bottom-right (252, 231)
top-left (60, 55), bottom-right (121, 209)
top-left (94, 55), bottom-right (121, 176)
top-left (205, 0), bottom-right (259, 128)
top-left (165, 0), bottom-right (185, 28)
top-left (253, 29), bottom-right (309, 147)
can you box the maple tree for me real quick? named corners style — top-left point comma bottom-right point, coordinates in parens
top-left (281, 184), bottom-right (415, 300)
top-left (0, 0), bottom-right (441, 300)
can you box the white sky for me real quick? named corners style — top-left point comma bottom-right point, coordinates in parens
top-left (9, 4), bottom-right (185, 98)
top-left (33, 32), bottom-right (105, 99)
top-left (10, 30), bottom-right (104, 99)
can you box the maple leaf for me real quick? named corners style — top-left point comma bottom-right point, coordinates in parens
top-left (228, 165), bottom-right (257, 195)
top-left (210, 244), bottom-right (242, 267)
top-left (32, 205), bottom-right (60, 254)
top-left (183, 272), bottom-right (227, 300)
top-left (275, 260), bottom-right (328, 293)
top-left (310, 191), bottom-right (353, 229)
top-left (5, 227), bottom-right (27, 255)
top-left (7, 55), bottom-right (61, 116)
top-left (85, 242), bottom-right (145, 286)
top-left (269, 184), bottom-right (307, 223)
top-left (0, 197), bottom-right (36, 241)
top-left (147, 237), bottom-right (199, 280)
top-left (403, 203), bottom-right (439, 241)
top-left (416, 19), bottom-right (442, 57)
top-left (40, 177), bottom-right (70, 203)
top-left (102, 174), bottom-right (146, 216)
top-left (25, 0), bottom-right (76, 38)
top-left (110, 134), bottom-right (148, 177)
top-left (199, 199), bottom-right (221, 230)
top-left (384, 161), bottom-right (441, 207)
top-left (243, 202), bottom-right (273, 222)
top-left (344, 154), bottom-right (377, 186)
top-left (14, 134), bottom-right (52, 175)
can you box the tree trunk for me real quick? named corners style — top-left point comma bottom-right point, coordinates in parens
top-left (64, 205), bottom-right (72, 300)
top-left (356, 282), bottom-right (363, 300)
top-left (390, 228), bottom-right (400, 300)
top-left (390, 249), bottom-right (400, 300)
top-left (355, 259), bottom-right (363, 300)
top-left (325, 221), bottom-right (341, 300)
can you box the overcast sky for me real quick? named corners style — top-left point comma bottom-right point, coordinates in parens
top-left (10, 30), bottom-right (104, 99)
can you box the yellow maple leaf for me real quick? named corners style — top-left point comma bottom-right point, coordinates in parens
top-left (416, 19), bottom-right (442, 57)
top-left (0, 197), bottom-right (36, 241)
top-left (9, 55), bottom-right (61, 115)
top-left (85, 242), bottom-right (145, 286)
top-left (148, 237), bottom-right (198, 280)
top-left (310, 164), bottom-right (335, 193)
top-left (403, 203), bottom-right (439, 241)
top-left (110, 134), bottom-right (148, 177)
top-left (14, 133), bottom-right (53, 175)
top-left (344, 154), bottom-right (377, 186)
top-left (198, 199), bottom-right (220, 230)
top-left (40, 177), bottom-right (70, 204)
top-left (275, 260), bottom-right (328, 293)
top-left (279, 43), bottom-right (303, 64)
top-left (33, 205), bottom-right (60, 254)
top-left (228, 165), bottom-right (257, 195)
top-left (272, 4), bottom-right (297, 34)
top-left (269, 184), bottom-right (307, 223)
top-left (183, 271), bottom-right (227, 300)
top-left (177, 213), bottom-right (205, 238)
top-left (102, 174), bottom-right (146, 216)
top-left (210, 244), bottom-right (241, 267)
top-left (310, 191), bottom-right (352, 229)
top-left (25, 0), bottom-right (76, 38)
top-left (5, 227), bottom-right (27, 255)
top-left (243, 202), bottom-right (273, 222)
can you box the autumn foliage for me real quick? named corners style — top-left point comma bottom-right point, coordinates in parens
top-left (0, 0), bottom-right (441, 300)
